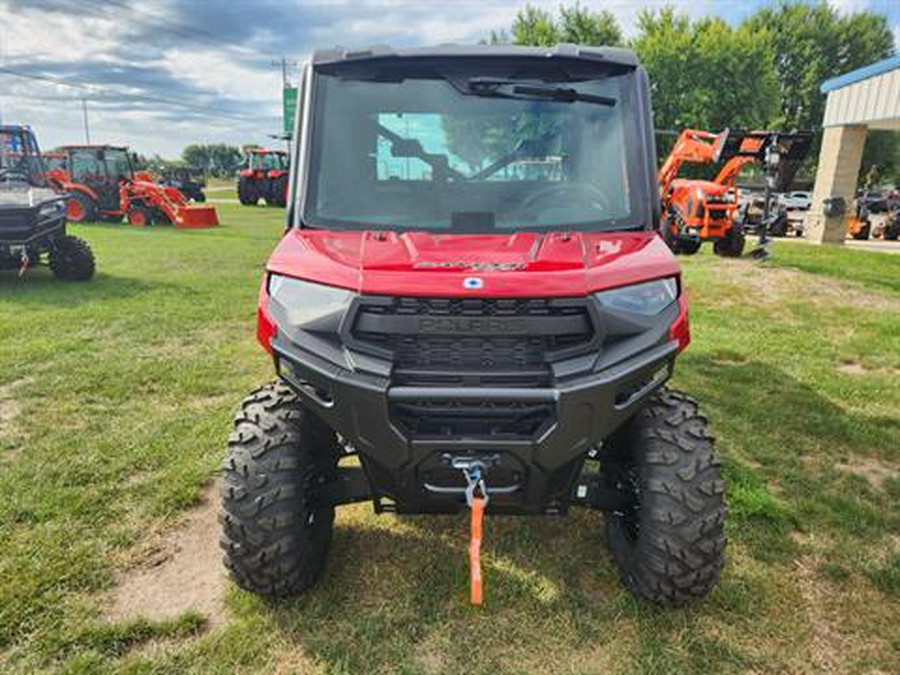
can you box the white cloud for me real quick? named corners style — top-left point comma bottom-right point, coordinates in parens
top-left (0, 0), bottom-right (892, 157)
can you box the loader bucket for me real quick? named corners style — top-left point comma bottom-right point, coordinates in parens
top-left (176, 204), bottom-right (219, 228)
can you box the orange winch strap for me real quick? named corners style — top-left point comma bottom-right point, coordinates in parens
top-left (469, 495), bottom-right (485, 605)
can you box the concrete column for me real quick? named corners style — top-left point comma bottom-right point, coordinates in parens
top-left (805, 124), bottom-right (868, 244)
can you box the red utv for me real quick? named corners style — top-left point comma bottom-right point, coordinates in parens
top-left (221, 45), bottom-right (726, 607)
top-left (53, 145), bottom-right (219, 228)
top-left (236, 149), bottom-right (289, 206)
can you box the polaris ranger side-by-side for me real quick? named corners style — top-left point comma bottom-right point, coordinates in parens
top-left (0, 125), bottom-right (95, 280)
top-left (221, 45), bottom-right (726, 606)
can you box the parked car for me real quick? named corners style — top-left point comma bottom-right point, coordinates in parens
top-left (856, 189), bottom-right (889, 213)
top-left (779, 191), bottom-right (811, 211)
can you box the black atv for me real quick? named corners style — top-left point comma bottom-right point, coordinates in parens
top-left (0, 125), bottom-right (95, 281)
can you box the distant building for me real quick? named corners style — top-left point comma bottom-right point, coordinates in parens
top-left (805, 55), bottom-right (900, 244)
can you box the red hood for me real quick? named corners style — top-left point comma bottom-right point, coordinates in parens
top-left (266, 229), bottom-right (679, 297)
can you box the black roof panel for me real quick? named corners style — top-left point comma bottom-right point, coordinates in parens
top-left (312, 43), bottom-right (639, 68)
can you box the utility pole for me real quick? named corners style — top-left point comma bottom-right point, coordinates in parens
top-left (81, 97), bottom-right (91, 144)
top-left (272, 57), bottom-right (298, 151)
top-left (272, 56), bottom-right (298, 89)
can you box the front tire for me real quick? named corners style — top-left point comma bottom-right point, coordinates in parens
top-left (220, 381), bottom-right (340, 596)
top-left (49, 235), bottom-right (95, 281)
top-left (127, 207), bottom-right (151, 227)
top-left (713, 225), bottom-right (745, 257)
top-left (605, 389), bottom-right (726, 606)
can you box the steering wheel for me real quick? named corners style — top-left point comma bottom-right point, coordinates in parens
top-left (519, 182), bottom-right (611, 216)
top-left (0, 168), bottom-right (30, 183)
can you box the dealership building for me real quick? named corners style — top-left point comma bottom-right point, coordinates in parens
top-left (805, 55), bottom-right (900, 244)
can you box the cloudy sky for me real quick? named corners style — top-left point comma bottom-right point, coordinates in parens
top-left (1, 0), bottom-right (897, 158)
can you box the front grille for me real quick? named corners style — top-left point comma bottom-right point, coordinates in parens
top-left (390, 400), bottom-right (555, 439)
top-left (352, 296), bottom-right (595, 379)
top-left (0, 211), bottom-right (32, 238)
top-left (352, 295), bottom-right (595, 440)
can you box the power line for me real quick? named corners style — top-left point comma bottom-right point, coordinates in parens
top-left (0, 65), bottom-right (276, 123)
top-left (76, 0), bottom-right (273, 59)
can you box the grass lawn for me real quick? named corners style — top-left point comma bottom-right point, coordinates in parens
top-left (1, 211), bottom-right (898, 674)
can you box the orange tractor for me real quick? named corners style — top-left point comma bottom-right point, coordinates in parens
top-left (237, 149), bottom-right (289, 206)
top-left (50, 145), bottom-right (219, 228)
top-left (659, 129), bottom-right (812, 256)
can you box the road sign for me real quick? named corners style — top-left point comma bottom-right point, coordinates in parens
top-left (283, 87), bottom-right (298, 139)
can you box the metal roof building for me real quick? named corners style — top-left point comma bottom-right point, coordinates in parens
top-left (806, 55), bottom-right (900, 243)
top-left (821, 56), bottom-right (900, 130)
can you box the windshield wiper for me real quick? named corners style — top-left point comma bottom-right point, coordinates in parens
top-left (465, 78), bottom-right (616, 107)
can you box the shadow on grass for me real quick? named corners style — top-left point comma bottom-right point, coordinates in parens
top-left (683, 351), bottom-right (898, 546)
top-left (243, 512), bottom-right (773, 673)
top-left (234, 354), bottom-right (900, 672)
top-left (0, 269), bottom-right (173, 306)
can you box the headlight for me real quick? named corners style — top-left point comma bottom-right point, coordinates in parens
top-left (38, 201), bottom-right (64, 218)
top-left (595, 278), bottom-right (678, 315)
top-left (268, 274), bottom-right (355, 331)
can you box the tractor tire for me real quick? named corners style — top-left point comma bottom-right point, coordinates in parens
top-left (713, 227), bottom-right (745, 258)
top-left (220, 381), bottom-right (340, 597)
top-left (268, 176), bottom-right (288, 207)
top-left (679, 239), bottom-right (702, 255)
top-left (237, 178), bottom-right (257, 206)
top-left (127, 207), bottom-right (151, 227)
top-left (885, 220), bottom-right (900, 241)
top-left (66, 192), bottom-right (96, 223)
top-left (49, 235), bottom-right (95, 281)
top-left (152, 209), bottom-right (172, 226)
top-left (662, 222), bottom-right (683, 254)
top-left (606, 389), bottom-right (726, 606)
top-left (663, 208), bottom-right (701, 255)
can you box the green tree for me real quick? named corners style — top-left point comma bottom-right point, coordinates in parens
top-left (510, 5), bottom-right (559, 46)
top-left (181, 143), bottom-right (242, 177)
top-left (630, 9), bottom-right (778, 132)
top-left (557, 3), bottom-right (623, 46)
top-left (744, 2), bottom-right (895, 133)
top-left (495, 3), bottom-right (623, 47)
top-left (629, 8), bottom-right (695, 131)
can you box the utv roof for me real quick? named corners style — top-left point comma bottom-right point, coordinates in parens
top-left (312, 43), bottom-right (639, 68)
top-left (249, 149), bottom-right (288, 154)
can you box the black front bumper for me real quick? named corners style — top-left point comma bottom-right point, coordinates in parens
top-left (272, 332), bottom-right (677, 514)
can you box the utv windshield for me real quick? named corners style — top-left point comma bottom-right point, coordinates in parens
top-left (0, 128), bottom-right (49, 187)
top-left (302, 60), bottom-right (651, 232)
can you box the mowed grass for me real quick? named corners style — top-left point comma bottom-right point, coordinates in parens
top-left (1, 212), bottom-right (898, 674)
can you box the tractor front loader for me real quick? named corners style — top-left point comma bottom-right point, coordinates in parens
top-left (659, 128), bottom-right (812, 257)
top-left (57, 145), bottom-right (219, 228)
